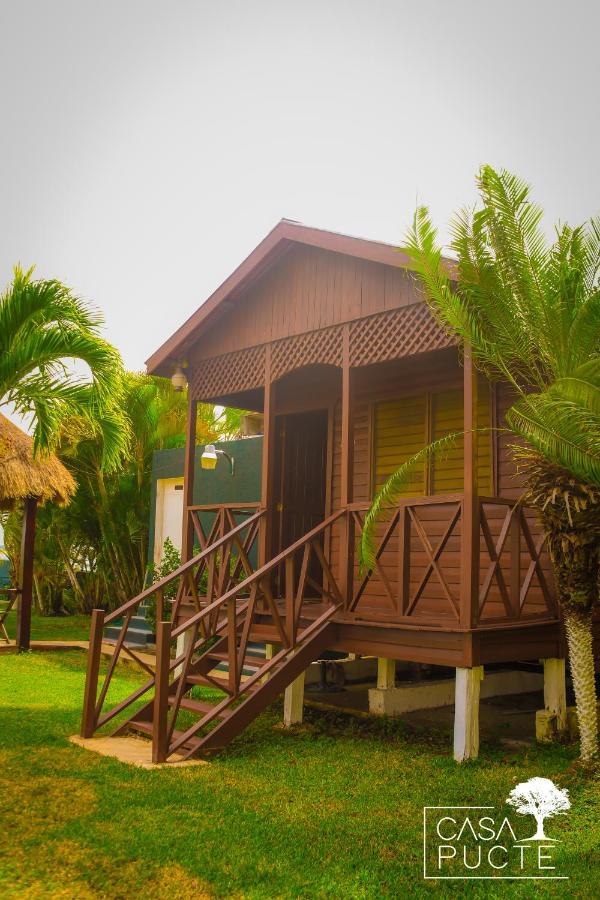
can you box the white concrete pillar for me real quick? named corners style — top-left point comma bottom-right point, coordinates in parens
top-left (453, 666), bottom-right (484, 762)
top-left (283, 671), bottom-right (305, 726)
top-left (536, 658), bottom-right (568, 741)
top-left (262, 642), bottom-right (274, 684)
top-left (377, 658), bottom-right (396, 690)
top-left (175, 630), bottom-right (194, 679)
top-left (543, 658), bottom-right (567, 731)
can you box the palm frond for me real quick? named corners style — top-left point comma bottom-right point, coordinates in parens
top-left (548, 359), bottom-right (600, 416)
top-left (507, 395), bottom-right (600, 487)
top-left (405, 203), bottom-right (542, 393)
top-left (0, 266), bottom-right (126, 463)
top-left (359, 431), bottom-right (467, 570)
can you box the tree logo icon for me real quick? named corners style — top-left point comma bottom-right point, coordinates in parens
top-left (507, 777), bottom-right (570, 841)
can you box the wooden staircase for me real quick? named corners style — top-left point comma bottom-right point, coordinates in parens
top-left (118, 607), bottom-right (336, 757)
top-left (81, 506), bottom-right (345, 762)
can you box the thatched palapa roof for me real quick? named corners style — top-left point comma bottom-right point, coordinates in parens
top-left (0, 413), bottom-right (75, 510)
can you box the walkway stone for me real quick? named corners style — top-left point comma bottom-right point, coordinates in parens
top-left (69, 734), bottom-right (208, 768)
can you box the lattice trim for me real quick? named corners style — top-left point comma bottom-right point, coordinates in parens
top-left (349, 304), bottom-right (454, 367)
top-left (191, 304), bottom-right (454, 399)
top-left (191, 345), bottom-right (265, 400)
top-left (271, 324), bottom-right (343, 381)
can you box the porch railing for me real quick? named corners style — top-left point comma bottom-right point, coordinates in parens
top-left (346, 494), bottom-right (556, 627)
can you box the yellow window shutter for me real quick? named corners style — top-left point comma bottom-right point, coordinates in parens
top-left (431, 389), bottom-right (464, 493)
top-left (372, 383), bottom-right (493, 499)
top-left (373, 395), bottom-right (426, 497)
top-left (430, 385), bottom-right (492, 494)
top-left (476, 386), bottom-right (492, 494)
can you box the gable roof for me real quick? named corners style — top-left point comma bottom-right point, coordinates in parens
top-left (146, 219), bottom-right (446, 377)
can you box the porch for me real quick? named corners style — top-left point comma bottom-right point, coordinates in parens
top-left (175, 492), bottom-right (559, 667)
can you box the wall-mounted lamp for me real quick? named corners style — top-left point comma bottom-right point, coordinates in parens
top-left (171, 364), bottom-right (187, 392)
top-left (200, 444), bottom-right (235, 476)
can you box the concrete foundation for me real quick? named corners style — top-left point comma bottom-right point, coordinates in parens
top-left (368, 668), bottom-right (543, 716)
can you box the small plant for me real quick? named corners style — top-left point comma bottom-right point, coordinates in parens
top-left (145, 538), bottom-right (181, 631)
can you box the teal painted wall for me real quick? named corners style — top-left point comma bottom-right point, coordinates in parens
top-left (149, 437), bottom-right (263, 563)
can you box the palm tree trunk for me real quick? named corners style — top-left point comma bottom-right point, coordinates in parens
top-left (564, 610), bottom-right (598, 762)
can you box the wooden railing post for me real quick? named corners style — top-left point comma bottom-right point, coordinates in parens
top-left (285, 555), bottom-right (296, 645)
top-left (259, 346), bottom-right (276, 568)
top-left (81, 609), bottom-right (105, 738)
top-left (227, 597), bottom-right (239, 696)
top-left (345, 513), bottom-right (355, 606)
top-left (153, 619), bottom-right (171, 763)
top-left (339, 325), bottom-right (354, 606)
top-left (181, 390), bottom-right (197, 564)
top-left (397, 505), bottom-right (410, 615)
top-left (460, 346), bottom-right (480, 628)
top-left (155, 587), bottom-right (164, 626)
top-left (16, 497), bottom-right (37, 652)
top-left (510, 506), bottom-right (521, 617)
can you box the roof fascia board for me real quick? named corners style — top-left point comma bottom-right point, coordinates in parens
top-left (146, 220), bottom-right (419, 375)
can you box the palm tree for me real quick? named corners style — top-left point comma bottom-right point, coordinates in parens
top-left (0, 265), bottom-right (126, 467)
top-left (361, 167), bottom-right (600, 762)
top-left (9, 373), bottom-right (247, 611)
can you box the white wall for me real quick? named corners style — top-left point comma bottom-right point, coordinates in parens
top-left (153, 477), bottom-right (184, 564)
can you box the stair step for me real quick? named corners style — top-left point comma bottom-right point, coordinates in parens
top-left (128, 719), bottom-right (152, 735)
top-left (103, 626), bottom-right (150, 647)
top-left (186, 673), bottom-right (231, 690)
top-left (207, 651), bottom-right (268, 668)
top-left (186, 672), bottom-right (260, 694)
top-left (248, 625), bottom-right (308, 642)
top-left (174, 697), bottom-right (230, 718)
top-left (248, 624), bottom-right (282, 641)
top-left (130, 616), bottom-right (153, 632)
top-left (128, 720), bottom-right (203, 755)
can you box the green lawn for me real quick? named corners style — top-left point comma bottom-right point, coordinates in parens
top-left (2, 610), bottom-right (91, 642)
top-left (0, 651), bottom-right (598, 898)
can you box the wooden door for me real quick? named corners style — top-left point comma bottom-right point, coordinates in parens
top-left (274, 409), bottom-right (329, 564)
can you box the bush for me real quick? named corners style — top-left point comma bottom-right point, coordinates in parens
top-left (145, 538), bottom-right (181, 632)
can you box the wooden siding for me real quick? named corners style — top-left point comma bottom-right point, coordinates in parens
top-left (190, 244), bottom-right (420, 362)
top-left (328, 358), bottom-right (554, 623)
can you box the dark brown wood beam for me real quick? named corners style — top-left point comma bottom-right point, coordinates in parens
top-left (339, 325), bottom-right (354, 603)
top-left (181, 385), bottom-right (197, 563)
top-left (460, 347), bottom-right (480, 629)
top-left (16, 497), bottom-right (37, 651)
top-left (259, 345), bottom-right (276, 566)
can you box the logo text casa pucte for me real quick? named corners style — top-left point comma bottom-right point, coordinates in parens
top-left (424, 777), bottom-right (570, 879)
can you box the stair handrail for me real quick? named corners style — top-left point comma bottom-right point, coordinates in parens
top-left (170, 507), bottom-right (347, 642)
top-left (81, 508), bottom-right (264, 738)
top-left (167, 599), bottom-right (341, 758)
top-left (103, 509), bottom-right (264, 625)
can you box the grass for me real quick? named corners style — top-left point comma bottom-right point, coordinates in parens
top-left (0, 651), bottom-right (599, 898)
top-left (1, 610), bottom-right (91, 642)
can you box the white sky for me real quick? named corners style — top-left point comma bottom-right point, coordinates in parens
top-left (1, 0), bottom-right (599, 373)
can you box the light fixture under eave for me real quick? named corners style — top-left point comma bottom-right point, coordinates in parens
top-left (171, 364), bottom-right (187, 392)
top-left (200, 444), bottom-right (235, 475)
top-left (200, 444), bottom-right (218, 470)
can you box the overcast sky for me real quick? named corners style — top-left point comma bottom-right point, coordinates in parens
top-left (1, 0), bottom-right (598, 372)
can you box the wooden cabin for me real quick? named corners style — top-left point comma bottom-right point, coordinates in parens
top-left (81, 221), bottom-right (566, 763)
